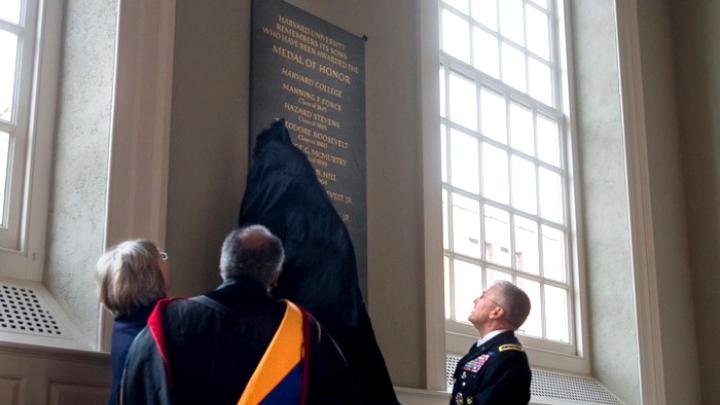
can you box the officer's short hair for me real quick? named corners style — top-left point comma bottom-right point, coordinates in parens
top-left (219, 225), bottom-right (285, 287)
top-left (493, 280), bottom-right (531, 330)
top-left (96, 240), bottom-right (167, 316)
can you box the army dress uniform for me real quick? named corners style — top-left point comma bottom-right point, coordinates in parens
top-left (450, 330), bottom-right (531, 405)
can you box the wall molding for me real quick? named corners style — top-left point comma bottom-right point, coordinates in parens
top-left (417, 0), bottom-right (446, 391)
top-left (99, 0), bottom-right (177, 351)
top-left (614, 0), bottom-right (667, 404)
top-left (0, 341), bottom-right (108, 365)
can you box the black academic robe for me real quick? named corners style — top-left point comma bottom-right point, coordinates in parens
top-left (239, 120), bottom-right (398, 404)
top-left (121, 277), bottom-right (350, 405)
top-left (450, 331), bottom-right (531, 405)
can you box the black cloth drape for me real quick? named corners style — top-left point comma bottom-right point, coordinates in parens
top-left (238, 120), bottom-right (399, 404)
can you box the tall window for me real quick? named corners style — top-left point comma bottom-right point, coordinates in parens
top-left (0, 0), bottom-right (38, 249)
top-left (439, 0), bottom-right (576, 351)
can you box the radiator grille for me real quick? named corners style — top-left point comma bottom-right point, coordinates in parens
top-left (446, 354), bottom-right (462, 391)
top-left (0, 283), bottom-right (63, 337)
top-left (446, 354), bottom-right (623, 404)
top-left (531, 369), bottom-right (622, 405)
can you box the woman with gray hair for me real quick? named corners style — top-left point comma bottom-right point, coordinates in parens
top-left (96, 239), bottom-right (170, 405)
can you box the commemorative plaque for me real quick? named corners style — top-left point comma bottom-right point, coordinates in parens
top-left (250, 0), bottom-right (367, 297)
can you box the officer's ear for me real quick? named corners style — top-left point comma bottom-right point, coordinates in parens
top-left (489, 305), bottom-right (505, 320)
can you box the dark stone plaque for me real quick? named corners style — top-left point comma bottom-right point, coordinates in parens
top-left (250, 0), bottom-right (367, 298)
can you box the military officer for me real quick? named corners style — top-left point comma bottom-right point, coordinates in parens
top-left (450, 280), bottom-right (532, 405)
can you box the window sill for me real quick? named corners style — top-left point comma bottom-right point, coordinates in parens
top-left (446, 328), bottom-right (590, 375)
top-left (394, 386), bottom-right (607, 405)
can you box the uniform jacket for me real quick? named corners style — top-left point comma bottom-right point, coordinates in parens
top-left (121, 277), bottom-right (350, 405)
top-left (450, 330), bottom-right (531, 405)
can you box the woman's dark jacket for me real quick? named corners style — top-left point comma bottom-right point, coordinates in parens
top-left (108, 302), bottom-right (157, 405)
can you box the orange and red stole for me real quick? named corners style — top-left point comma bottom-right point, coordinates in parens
top-left (148, 298), bottom-right (311, 405)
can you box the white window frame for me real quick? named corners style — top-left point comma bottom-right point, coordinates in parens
top-left (421, 0), bottom-right (590, 379)
top-left (0, 0), bottom-right (62, 281)
top-left (0, 0), bottom-right (40, 247)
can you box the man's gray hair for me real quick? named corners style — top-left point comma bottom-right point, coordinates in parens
top-left (493, 280), bottom-right (531, 330)
top-left (219, 225), bottom-right (285, 286)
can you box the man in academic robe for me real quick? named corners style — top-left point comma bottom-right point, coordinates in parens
top-left (121, 225), bottom-right (350, 404)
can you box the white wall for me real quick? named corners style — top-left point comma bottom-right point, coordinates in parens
top-left (165, 0), bottom-right (250, 299)
top-left (44, 0), bottom-right (118, 350)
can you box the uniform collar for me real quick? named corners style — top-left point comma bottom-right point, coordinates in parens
top-left (206, 276), bottom-right (274, 307)
top-left (476, 329), bottom-right (510, 348)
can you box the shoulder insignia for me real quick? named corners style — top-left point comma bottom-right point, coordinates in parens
top-left (498, 343), bottom-right (524, 352)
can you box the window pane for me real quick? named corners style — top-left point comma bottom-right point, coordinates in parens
top-left (480, 87), bottom-right (506, 143)
top-left (441, 125), bottom-right (447, 182)
top-left (442, 189), bottom-right (449, 249)
top-left (545, 285), bottom-right (570, 342)
top-left (442, 9), bottom-right (471, 64)
top-left (511, 155), bottom-right (537, 214)
top-left (449, 72), bottom-right (477, 130)
top-left (0, 30), bottom-right (19, 122)
top-left (484, 205), bottom-right (511, 266)
top-left (445, 256), bottom-right (451, 319)
top-left (0, 0), bottom-right (22, 24)
top-left (501, 43), bottom-right (526, 92)
top-left (0, 131), bottom-right (8, 223)
top-left (482, 142), bottom-right (509, 204)
top-left (537, 114), bottom-right (560, 166)
top-left (516, 277), bottom-right (542, 337)
top-left (452, 193), bottom-right (481, 258)
top-left (542, 225), bottom-right (566, 282)
top-left (440, 66), bottom-right (446, 118)
top-left (472, 27), bottom-right (499, 79)
top-left (539, 167), bottom-right (563, 224)
top-left (487, 268), bottom-right (511, 286)
top-left (499, 0), bottom-right (524, 45)
top-left (528, 57), bottom-right (553, 106)
top-left (450, 128), bottom-right (479, 193)
top-left (454, 259), bottom-right (482, 322)
top-left (444, 0), bottom-right (469, 14)
top-left (509, 102), bottom-right (534, 156)
top-left (514, 215), bottom-right (539, 275)
top-left (526, 5), bottom-right (550, 60)
top-left (471, 0), bottom-right (497, 31)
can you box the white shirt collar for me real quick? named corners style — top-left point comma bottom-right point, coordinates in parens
top-left (476, 329), bottom-right (509, 348)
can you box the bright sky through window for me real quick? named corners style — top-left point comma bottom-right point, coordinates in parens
top-left (440, 0), bottom-right (573, 344)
